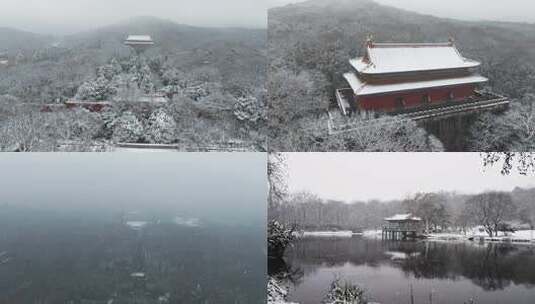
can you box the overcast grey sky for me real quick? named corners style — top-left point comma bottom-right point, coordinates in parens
top-left (0, 153), bottom-right (266, 225)
top-left (0, 0), bottom-right (268, 34)
top-left (269, 0), bottom-right (535, 24)
top-left (286, 153), bottom-right (535, 202)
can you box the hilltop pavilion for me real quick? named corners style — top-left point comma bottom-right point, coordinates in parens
top-left (124, 35), bottom-right (155, 54)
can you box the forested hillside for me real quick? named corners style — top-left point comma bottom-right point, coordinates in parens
top-left (0, 17), bottom-right (267, 151)
top-left (268, 0), bottom-right (535, 151)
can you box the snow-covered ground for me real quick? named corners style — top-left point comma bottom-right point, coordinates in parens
top-left (428, 227), bottom-right (535, 243)
top-left (385, 251), bottom-right (421, 260)
top-left (268, 278), bottom-right (298, 304)
top-left (113, 147), bottom-right (175, 152)
top-left (301, 230), bottom-right (357, 237)
top-left (362, 228), bottom-right (535, 244)
top-left (363, 230), bottom-right (383, 238)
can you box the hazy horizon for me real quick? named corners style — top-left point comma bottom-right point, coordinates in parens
top-left (0, 153), bottom-right (267, 226)
top-left (269, 0), bottom-right (535, 24)
top-left (286, 153), bottom-right (535, 202)
top-left (0, 0), bottom-right (269, 35)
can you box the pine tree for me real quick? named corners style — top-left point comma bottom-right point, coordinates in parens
top-left (146, 108), bottom-right (177, 144)
top-left (112, 111), bottom-right (144, 143)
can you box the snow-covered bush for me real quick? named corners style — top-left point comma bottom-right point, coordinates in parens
top-left (146, 108), bottom-right (177, 144)
top-left (268, 220), bottom-right (296, 258)
top-left (112, 111), bottom-right (144, 143)
top-left (323, 279), bottom-right (368, 304)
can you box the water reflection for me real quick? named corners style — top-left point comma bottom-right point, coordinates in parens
top-left (279, 237), bottom-right (535, 304)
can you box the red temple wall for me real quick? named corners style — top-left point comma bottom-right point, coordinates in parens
top-left (358, 84), bottom-right (475, 112)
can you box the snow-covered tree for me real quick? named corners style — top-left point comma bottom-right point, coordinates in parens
top-left (110, 58), bottom-right (123, 75)
top-left (139, 63), bottom-right (154, 94)
top-left (97, 64), bottom-right (115, 81)
top-left (233, 95), bottom-right (266, 125)
top-left (75, 76), bottom-right (117, 101)
top-left (112, 111), bottom-right (144, 143)
top-left (482, 152), bottom-right (535, 175)
top-left (162, 67), bottom-right (186, 87)
top-left (0, 112), bottom-right (48, 151)
top-left (100, 108), bottom-right (119, 138)
top-left (146, 108), bottom-right (177, 144)
top-left (268, 220), bottom-right (295, 258)
top-left (464, 191), bottom-right (516, 237)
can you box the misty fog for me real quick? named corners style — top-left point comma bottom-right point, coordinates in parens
top-left (0, 0), bottom-right (269, 34)
top-left (0, 153), bottom-right (267, 226)
top-left (286, 153), bottom-right (535, 202)
top-left (269, 0), bottom-right (535, 24)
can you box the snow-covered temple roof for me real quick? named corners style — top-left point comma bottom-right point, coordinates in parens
top-left (351, 42), bottom-right (481, 75)
top-left (343, 72), bottom-right (487, 96)
top-left (385, 214), bottom-right (422, 222)
top-left (125, 35), bottom-right (155, 45)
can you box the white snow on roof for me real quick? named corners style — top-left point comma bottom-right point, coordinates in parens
top-left (344, 72), bottom-right (487, 96)
top-left (385, 214), bottom-right (422, 221)
top-left (349, 58), bottom-right (368, 71)
top-left (126, 35), bottom-right (153, 42)
top-left (352, 43), bottom-right (480, 75)
top-left (343, 72), bottom-right (365, 92)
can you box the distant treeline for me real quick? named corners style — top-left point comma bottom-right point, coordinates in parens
top-left (273, 187), bottom-right (535, 233)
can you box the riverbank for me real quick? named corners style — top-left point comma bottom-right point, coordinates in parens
top-left (268, 278), bottom-right (298, 304)
top-left (363, 229), bottom-right (535, 244)
top-left (297, 230), bottom-right (362, 237)
top-left (296, 229), bottom-right (535, 245)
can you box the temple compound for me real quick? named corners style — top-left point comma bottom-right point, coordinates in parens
top-left (336, 38), bottom-right (509, 119)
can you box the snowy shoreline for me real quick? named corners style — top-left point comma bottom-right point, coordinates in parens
top-left (298, 230), bottom-right (362, 237)
top-left (297, 229), bottom-right (535, 245)
top-left (364, 229), bottom-right (535, 244)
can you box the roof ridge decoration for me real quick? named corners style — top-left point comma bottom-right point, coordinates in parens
top-left (370, 42), bottom-right (454, 48)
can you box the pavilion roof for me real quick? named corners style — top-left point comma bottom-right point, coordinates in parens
top-left (385, 214), bottom-right (422, 222)
top-left (125, 35), bottom-right (155, 45)
top-left (351, 42), bottom-right (481, 75)
top-left (343, 72), bottom-right (487, 96)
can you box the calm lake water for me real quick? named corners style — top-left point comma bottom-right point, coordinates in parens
top-left (0, 207), bottom-right (266, 304)
top-left (274, 236), bottom-right (535, 304)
